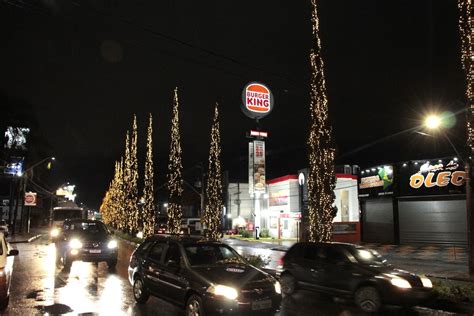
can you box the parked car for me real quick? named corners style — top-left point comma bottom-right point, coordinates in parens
top-left (278, 242), bottom-right (433, 312)
top-left (128, 235), bottom-right (281, 315)
top-left (0, 232), bottom-right (19, 309)
top-left (55, 219), bottom-right (118, 270)
top-left (0, 221), bottom-right (8, 238)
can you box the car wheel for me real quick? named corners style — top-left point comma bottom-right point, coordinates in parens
top-left (354, 286), bottom-right (381, 313)
top-left (280, 274), bottom-right (297, 297)
top-left (133, 277), bottom-right (149, 304)
top-left (186, 294), bottom-right (205, 316)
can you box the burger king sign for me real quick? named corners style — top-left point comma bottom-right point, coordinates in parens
top-left (241, 82), bottom-right (274, 120)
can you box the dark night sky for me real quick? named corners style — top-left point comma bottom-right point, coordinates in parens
top-left (0, 0), bottom-right (467, 208)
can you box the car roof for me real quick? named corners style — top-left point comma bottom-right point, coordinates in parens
top-left (145, 234), bottom-right (223, 245)
top-left (64, 219), bottom-right (104, 224)
top-left (291, 241), bottom-right (361, 250)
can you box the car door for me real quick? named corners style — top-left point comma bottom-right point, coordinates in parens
top-left (318, 246), bottom-right (353, 296)
top-left (142, 241), bottom-right (166, 296)
top-left (157, 242), bottom-right (187, 304)
top-left (287, 244), bottom-right (325, 290)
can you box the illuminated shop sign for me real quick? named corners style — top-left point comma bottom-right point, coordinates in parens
top-left (409, 160), bottom-right (466, 189)
top-left (241, 82), bottom-right (274, 120)
top-left (269, 191), bottom-right (288, 206)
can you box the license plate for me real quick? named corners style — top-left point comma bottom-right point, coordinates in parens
top-left (89, 249), bottom-right (101, 254)
top-left (251, 299), bottom-right (272, 310)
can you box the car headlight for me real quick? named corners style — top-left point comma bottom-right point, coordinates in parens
top-left (107, 240), bottom-right (118, 249)
top-left (69, 239), bottom-right (83, 249)
top-left (207, 284), bottom-right (238, 300)
top-left (384, 274), bottom-right (411, 289)
top-left (274, 281), bottom-right (281, 294)
top-left (420, 276), bottom-right (432, 288)
top-left (50, 228), bottom-right (60, 238)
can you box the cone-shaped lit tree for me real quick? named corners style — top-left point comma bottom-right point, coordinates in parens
top-left (128, 115), bottom-right (140, 233)
top-left (203, 103), bottom-right (223, 241)
top-left (306, 0), bottom-right (337, 242)
top-left (115, 157), bottom-right (126, 231)
top-left (167, 88), bottom-right (184, 234)
top-left (143, 113), bottom-right (155, 237)
top-left (122, 131), bottom-right (132, 232)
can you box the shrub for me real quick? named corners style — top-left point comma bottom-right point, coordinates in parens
top-left (259, 228), bottom-right (270, 238)
top-left (433, 280), bottom-right (474, 302)
top-left (244, 254), bottom-right (271, 268)
top-left (241, 230), bottom-right (252, 238)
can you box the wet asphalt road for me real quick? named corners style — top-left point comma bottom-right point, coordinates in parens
top-left (3, 236), bottom-right (458, 316)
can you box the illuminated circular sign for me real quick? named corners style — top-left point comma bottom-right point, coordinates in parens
top-left (241, 82), bottom-right (274, 120)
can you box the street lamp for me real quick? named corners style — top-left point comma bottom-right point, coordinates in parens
top-left (424, 115), bottom-right (442, 130)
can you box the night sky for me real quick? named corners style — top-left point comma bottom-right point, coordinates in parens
top-left (0, 0), bottom-right (467, 208)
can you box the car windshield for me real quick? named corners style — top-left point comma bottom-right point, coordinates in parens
top-left (184, 244), bottom-right (245, 266)
top-left (53, 209), bottom-right (83, 221)
top-left (350, 248), bottom-right (389, 266)
top-left (65, 222), bottom-right (108, 234)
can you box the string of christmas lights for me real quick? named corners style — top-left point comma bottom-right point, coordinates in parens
top-left (307, 0), bottom-right (337, 242)
top-left (123, 131), bottom-right (132, 232)
top-left (167, 88), bottom-right (184, 234)
top-left (203, 103), bottom-right (224, 241)
top-left (128, 115), bottom-right (140, 233)
top-left (143, 113), bottom-right (155, 237)
top-left (457, 0), bottom-right (474, 157)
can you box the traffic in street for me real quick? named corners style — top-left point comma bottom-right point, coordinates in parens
top-left (1, 232), bottom-right (459, 316)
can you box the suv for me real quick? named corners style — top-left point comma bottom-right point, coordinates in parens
top-left (279, 242), bottom-right (433, 312)
top-left (55, 219), bottom-right (118, 270)
top-left (128, 235), bottom-right (281, 315)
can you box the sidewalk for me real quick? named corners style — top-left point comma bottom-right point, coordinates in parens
top-left (7, 226), bottom-right (48, 244)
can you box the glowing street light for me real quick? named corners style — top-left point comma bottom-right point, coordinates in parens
top-left (424, 115), bottom-right (442, 130)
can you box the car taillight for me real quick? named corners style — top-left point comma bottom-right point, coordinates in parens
top-left (278, 255), bottom-right (285, 266)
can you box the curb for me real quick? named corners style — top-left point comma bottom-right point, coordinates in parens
top-left (10, 234), bottom-right (43, 244)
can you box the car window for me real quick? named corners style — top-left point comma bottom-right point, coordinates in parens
top-left (164, 242), bottom-right (181, 264)
top-left (148, 242), bottom-right (166, 262)
top-left (64, 221), bottom-right (107, 234)
top-left (136, 240), bottom-right (154, 256)
top-left (303, 244), bottom-right (326, 261)
top-left (325, 247), bottom-right (349, 264)
top-left (184, 244), bottom-right (245, 266)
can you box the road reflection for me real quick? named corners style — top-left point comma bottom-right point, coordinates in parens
top-left (36, 242), bottom-right (135, 315)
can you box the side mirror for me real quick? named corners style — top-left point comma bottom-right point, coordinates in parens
top-left (8, 249), bottom-right (19, 256)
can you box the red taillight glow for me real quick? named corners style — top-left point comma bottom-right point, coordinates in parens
top-left (278, 256), bottom-right (285, 266)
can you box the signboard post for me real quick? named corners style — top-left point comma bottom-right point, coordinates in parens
top-left (242, 82), bottom-right (274, 240)
top-left (24, 192), bottom-right (36, 234)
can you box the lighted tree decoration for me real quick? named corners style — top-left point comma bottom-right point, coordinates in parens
top-left (166, 88), bottom-right (184, 234)
top-left (128, 115), bottom-right (140, 233)
top-left (203, 103), bottom-right (224, 241)
top-left (123, 131), bottom-right (132, 232)
top-left (306, 0), bottom-right (337, 242)
top-left (115, 158), bottom-right (126, 231)
top-left (458, 0), bottom-right (474, 161)
top-left (143, 113), bottom-right (155, 237)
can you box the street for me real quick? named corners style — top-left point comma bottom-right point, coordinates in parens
top-left (1, 235), bottom-right (460, 316)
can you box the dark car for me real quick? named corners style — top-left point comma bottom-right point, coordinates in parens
top-left (278, 242), bottom-right (433, 312)
top-left (55, 219), bottom-right (118, 270)
top-left (128, 235), bottom-right (281, 316)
